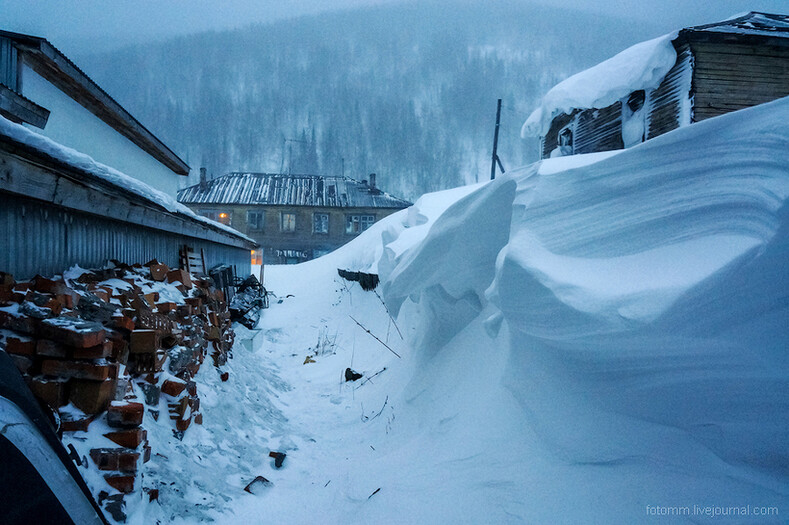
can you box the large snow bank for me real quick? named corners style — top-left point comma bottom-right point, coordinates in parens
top-left (0, 115), bottom-right (253, 243)
top-left (140, 97), bottom-right (789, 524)
top-left (522, 32), bottom-right (678, 137)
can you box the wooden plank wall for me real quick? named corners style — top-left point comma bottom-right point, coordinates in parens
top-left (691, 41), bottom-right (789, 122)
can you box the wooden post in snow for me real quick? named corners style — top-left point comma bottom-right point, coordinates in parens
top-left (490, 98), bottom-right (502, 180)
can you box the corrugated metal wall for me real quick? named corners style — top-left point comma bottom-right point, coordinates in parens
top-left (0, 193), bottom-right (251, 279)
top-left (0, 37), bottom-right (18, 91)
top-left (646, 43), bottom-right (693, 139)
top-left (574, 103), bottom-right (625, 155)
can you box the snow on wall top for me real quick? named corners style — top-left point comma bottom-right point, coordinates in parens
top-left (0, 115), bottom-right (254, 244)
top-left (522, 12), bottom-right (789, 139)
top-left (177, 172), bottom-right (412, 209)
top-left (691, 11), bottom-right (789, 37)
top-left (521, 32), bottom-right (678, 138)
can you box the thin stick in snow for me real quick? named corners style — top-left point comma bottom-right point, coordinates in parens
top-left (349, 316), bottom-right (401, 358)
top-left (374, 290), bottom-right (403, 340)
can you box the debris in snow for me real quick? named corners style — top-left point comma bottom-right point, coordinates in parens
top-left (368, 488), bottom-right (381, 499)
top-left (338, 269), bottom-right (380, 291)
top-left (0, 258), bottom-right (239, 521)
top-left (269, 451), bottom-right (287, 468)
top-left (244, 476), bottom-right (273, 494)
top-left (228, 274), bottom-right (268, 329)
top-left (349, 315), bottom-right (401, 358)
top-left (344, 367), bottom-right (363, 382)
top-left (303, 355), bottom-right (316, 364)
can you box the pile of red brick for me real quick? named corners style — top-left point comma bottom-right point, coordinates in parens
top-left (0, 260), bottom-right (234, 511)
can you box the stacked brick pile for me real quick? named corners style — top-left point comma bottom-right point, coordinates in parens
top-left (0, 260), bottom-right (234, 518)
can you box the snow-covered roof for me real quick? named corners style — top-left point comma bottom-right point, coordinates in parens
top-left (178, 173), bottom-right (412, 209)
top-left (0, 115), bottom-right (255, 245)
top-left (521, 33), bottom-right (678, 138)
top-left (522, 12), bottom-right (789, 138)
top-left (0, 29), bottom-right (190, 175)
top-left (690, 11), bottom-right (789, 37)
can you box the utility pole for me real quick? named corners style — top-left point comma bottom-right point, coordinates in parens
top-left (490, 98), bottom-right (503, 180)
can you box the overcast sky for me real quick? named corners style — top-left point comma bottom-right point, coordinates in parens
top-left (3, 0), bottom-right (789, 53)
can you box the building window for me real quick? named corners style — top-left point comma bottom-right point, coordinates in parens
top-left (313, 213), bottom-right (329, 234)
top-left (247, 211), bottom-right (264, 231)
top-left (280, 212), bottom-right (296, 232)
top-left (251, 250), bottom-right (262, 265)
top-left (345, 214), bottom-right (375, 234)
top-left (200, 209), bottom-right (232, 226)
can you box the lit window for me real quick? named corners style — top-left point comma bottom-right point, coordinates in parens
top-left (200, 209), bottom-right (232, 226)
top-left (247, 211), bottom-right (265, 231)
top-left (251, 250), bottom-right (263, 265)
top-left (280, 212), bottom-right (296, 232)
top-left (313, 213), bottom-right (329, 234)
top-left (345, 214), bottom-right (375, 234)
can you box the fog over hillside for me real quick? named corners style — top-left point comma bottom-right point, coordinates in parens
top-left (79, 1), bottom-right (659, 199)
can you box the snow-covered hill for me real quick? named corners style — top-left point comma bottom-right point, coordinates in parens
top-left (138, 96), bottom-right (788, 524)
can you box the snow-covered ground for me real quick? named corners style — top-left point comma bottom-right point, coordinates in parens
top-left (136, 97), bottom-right (788, 524)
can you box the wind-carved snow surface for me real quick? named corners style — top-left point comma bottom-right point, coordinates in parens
top-left (521, 32), bottom-right (678, 137)
top-left (143, 98), bottom-right (789, 524)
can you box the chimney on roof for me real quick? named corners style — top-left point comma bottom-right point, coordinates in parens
top-left (199, 167), bottom-right (207, 190)
top-left (369, 173), bottom-right (376, 190)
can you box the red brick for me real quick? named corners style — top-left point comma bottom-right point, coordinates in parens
top-left (29, 376), bottom-right (69, 408)
top-left (168, 397), bottom-right (189, 420)
top-left (167, 269), bottom-right (193, 289)
top-left (36, 339), bottom-right (66, 358)
top-left (104, 474), bottom-right (135, 494)
top-left (32, 275), bottom-right (59, 294)
top-left (4, 333), bottom-right (35, 356)
top-left (38, 318), bottom-right (106, 348)
top-left (186, 380), bottom-right (197, 397)
top-left (41, 359), bottom-right (112, 381)
top-left (93, 289), bottom-right (110, 303)
top-left (149, 264), bottom-right (169, 282)
top-left (0, 285), bottom-right (16, 305)
top-left (0, 310), bottom-right (36, 335)
top-left (194, 413), bottom-right (203, 425)
top-left (12, 282), bottom-right (30, 293)
top-left (0, 273), bottom-right (13, 286)
top-left (185, 297), bottom-right (202, 309)
top-left (220, 371), bottom-right (229, 382)
top-left (70, 378), bottom-right (117, 414)
top-left (107, 401), bottom-right (144, 428)
top-left (71, 340), bottom-right (112, 359)
top-left (142, 445), bottom-right (152, 464)
top-left (129, 330), bottom-right (159, 354)
top-left (161, 378), bottom-right (186, 397)
top-left (103, 428), bottom-right (147, 449)
top-left (110, 314), bottom-right (135, 333)
top-left (176, 415), bottom-right (191, 432)
top-left (90, 448), bottom-right (139, 472)
top-left (143, 293), bottom-right (159, 308)
top-left (60, 411), bottom-right (95, 432)
top-left (207, 326), bottom-right (220, 342)
top-left (155, 302), bottom-right (177, 314)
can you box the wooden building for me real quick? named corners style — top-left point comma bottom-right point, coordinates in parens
top-left (529, 12), bottom-right (789, 159)
top-left (0, 30), bottom-right (256, 278)
top-left (0, 29), bottom-right (189, 196)
top-left (178, 172), bottom-right (412, 264)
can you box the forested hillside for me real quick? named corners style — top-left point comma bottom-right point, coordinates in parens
top-left (79, 1), bottom-right (656, 199)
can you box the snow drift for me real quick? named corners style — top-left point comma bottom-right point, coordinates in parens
top-left (143, 96), bottom-right (789, 524)
top-left (378, 96), bottom-right (789, 519)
